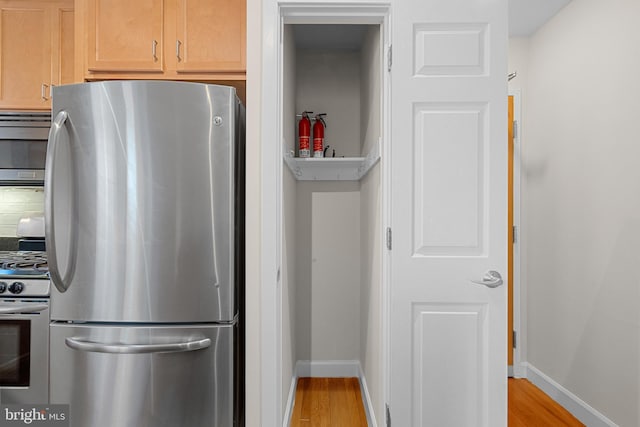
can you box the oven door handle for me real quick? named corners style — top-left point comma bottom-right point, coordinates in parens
top-left (65, 336), bottom-right (212, 354)
top-left (0, 303), bottom-right (49, 314)
top-left (46, 110), bottom-right (78, 293)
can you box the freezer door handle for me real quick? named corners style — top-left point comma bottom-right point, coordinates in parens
top-left (65, 336), bottom-right (212, 354)
top-left (0, 303), bottom-right (49, 314)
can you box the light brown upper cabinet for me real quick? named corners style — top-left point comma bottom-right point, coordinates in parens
top-left (175, 0), bottom-right (245, 73)
top-left (87, 0), bottom-right (163, 72)
top-left (0, 0), bottom-right (74, 110)
top-left (81, 0), bottom-right (245, 80)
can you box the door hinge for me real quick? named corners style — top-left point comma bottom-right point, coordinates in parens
top-left (513, 120), bottom-right (518, 140)
top-left (386, 227), bottom-right (392, 250)
top-left (513, 330), bottom-right (517, 349)
top-left (512, 225), bottom-right (518, 244)
top-left (386, 404), bottom-right (391, 427)
top-left (387, 45), bottom-right (392, 72)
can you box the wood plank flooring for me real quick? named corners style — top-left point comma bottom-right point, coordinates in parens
top-left (509, 378), bottom-right (584, 426)
top-left (289, 377), bottom-right (367, 427)
top-left (289, 377), bottom-right (584, 426)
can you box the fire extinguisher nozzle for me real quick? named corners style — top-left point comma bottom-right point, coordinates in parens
top-left (315, 113), bottom-right (327, 128)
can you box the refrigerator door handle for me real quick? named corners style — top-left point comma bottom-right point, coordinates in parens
top-left (46, 110), bottom-right (78, 293)
top-left (65, 336), bottom-right (212, 354)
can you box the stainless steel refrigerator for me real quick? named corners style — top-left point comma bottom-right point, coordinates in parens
top-left (45, 81), bottom-right (245, 427)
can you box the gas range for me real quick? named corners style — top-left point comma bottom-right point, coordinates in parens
top-left (0, 250), bottom-right (49, 297)
top-left (0, 250), bottom-right (50, 405)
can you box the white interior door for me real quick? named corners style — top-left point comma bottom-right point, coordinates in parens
top-left (390, 1), bottom-right (508, 426)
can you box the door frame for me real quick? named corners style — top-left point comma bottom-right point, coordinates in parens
top-left (259, 3), bottom-right (392, 426)
top-left (509, 90), bottom-right (525, 378)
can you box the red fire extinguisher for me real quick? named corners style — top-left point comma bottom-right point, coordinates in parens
top-left (298, 111), bottom-right (312, 158)
top-left (313, 113), bottom-right (327, 158)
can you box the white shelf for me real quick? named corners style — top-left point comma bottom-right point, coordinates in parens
top-left (284, 140), bottom-right (381, 181)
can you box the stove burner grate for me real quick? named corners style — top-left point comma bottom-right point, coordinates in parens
top-left (0, 251), bottom-right (48, 274)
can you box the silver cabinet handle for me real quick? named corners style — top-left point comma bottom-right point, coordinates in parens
top-left (0, 303), bottom-right (49, 314)
top-left (46, 110), bottom-right (78, 293)
top-left (152, 39), bottom-right (158, 61)
top-left (471, 270), bottom-right (503, 288)
top-left (176, 39), bottom-right (181, 61)
top-left (41, 83), bottom-right (49, 100)
top-left (65, 337), bottom-right (211, 354)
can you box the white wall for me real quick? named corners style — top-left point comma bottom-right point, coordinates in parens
top-left (295, 180), bottom-right (361, 360)
top-left (359, 26), bottom-right (381, 156)
top-left (281, 24), bottom-right (297, 417)
top-left (508, 36), bottom-right (530, 369)
top-left (515, 1), bottom-right (640, 425)
top-left (359, 25), bottom-right (384, 426)
top-left (294, 49), bottom-right (364, 361)
top-left (311, 191), bottom-right (361, 360)
top-left (295, 51), bottom-right (361, 157)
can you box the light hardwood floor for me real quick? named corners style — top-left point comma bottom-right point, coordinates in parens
top-left (289, 377), bottom-right (584, 426)
top-left (289, 377), bottom-right (367, 427)
top-left (509, 378), bottom-right (585, 426)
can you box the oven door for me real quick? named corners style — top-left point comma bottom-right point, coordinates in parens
top-left (0, 112), bottom-right (49, 185)
top-left (0, 298), bottom-right (49, 404)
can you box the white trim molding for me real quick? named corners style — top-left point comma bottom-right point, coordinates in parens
top-left (525, 364), bottom-right (619, 427)
top-left (282, 375), bottom-right (297, 427)
top-left (510, 89), bottom-right (526, 380)
top-left (358, 364), bottom-right (378, 427)
top-left (295, 360), bottom-right (361, 377)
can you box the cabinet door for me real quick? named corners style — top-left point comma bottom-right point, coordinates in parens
top-left (0, 1), bottom-right (52, 109)
top-left (87, 0), bottom-right (163, 72)
top-left (54, 3), bottom-right (74, 85)
top-left (175, 0), bottom-right (245, 73)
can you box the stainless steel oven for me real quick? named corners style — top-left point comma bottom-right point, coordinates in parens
top-left (0, 253), bottom-right (50, 404)
top-left (0, 112), bottom-right (50, 185)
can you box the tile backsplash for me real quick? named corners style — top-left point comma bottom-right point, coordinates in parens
top-left (0, 187), bottom-right (45, 237)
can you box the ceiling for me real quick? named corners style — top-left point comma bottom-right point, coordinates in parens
top-left (509, 0), bottom-right (572, 36)
top-left (293, 25), bottom-right (369, 51)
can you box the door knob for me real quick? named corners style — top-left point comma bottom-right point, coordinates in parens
top-left (471, 270), bottom-right (503, 288)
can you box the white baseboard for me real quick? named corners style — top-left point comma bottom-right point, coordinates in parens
top-left (295, 359), bottom-right (361, 377)
top-left (513, 362), bottom-right (527, 379)
top-left (357, 364), bottom-right (378, 427)
top-left (283, 360), bottom-right (377, 426)
top-left (525, 363), bottom-right (618, 427)
top-left (282, 375), bottom-right (297, 427)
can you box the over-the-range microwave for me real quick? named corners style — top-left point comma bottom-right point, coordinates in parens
top-left (0, 112), bottom-right (50, 185)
